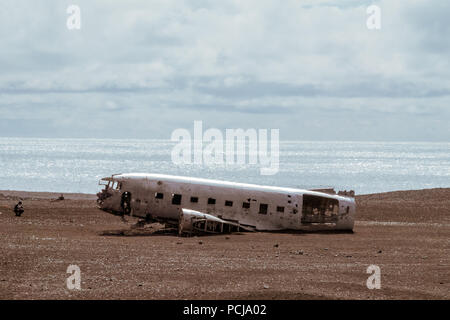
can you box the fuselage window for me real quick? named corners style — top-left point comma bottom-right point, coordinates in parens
top-left (155, 192), bottom-right (164, 199)
top-left (242, 202), bottom-right (250, 209)
top-left (190, 196), bottom-right (199, 203)
top-left (207, 198), bottom-right (216, 205)
top-left (259, 204), bottom-right (268, 214)
top-left (277, 206), bottom-right (285, 213)
top-left (172, 194), bottom-right (182, 205)
top-left (225, 200), bottom-right (233, 207)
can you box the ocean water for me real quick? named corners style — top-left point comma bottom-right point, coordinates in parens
top-left (0, 138), bottom-right (449, 195)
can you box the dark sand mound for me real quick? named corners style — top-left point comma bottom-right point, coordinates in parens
top-left (357, 188), bottom-right (450, 223)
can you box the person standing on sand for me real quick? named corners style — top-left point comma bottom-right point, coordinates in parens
top-left (14, 200), bottom-right (24, 217)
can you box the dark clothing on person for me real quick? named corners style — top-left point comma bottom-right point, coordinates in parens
top-left (120, 192), bottom-right (131, 215)
top-left (14, 202), bottom-right (24, 217)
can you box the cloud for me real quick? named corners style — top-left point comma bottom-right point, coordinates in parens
top-left (0, 0), bottom-right (449, 141)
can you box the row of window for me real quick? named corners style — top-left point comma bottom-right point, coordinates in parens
top-left (154, 192), bottom-right (286, 214)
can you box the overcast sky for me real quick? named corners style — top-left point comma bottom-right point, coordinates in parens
top-left (0, 0), bottom-right (449, 141)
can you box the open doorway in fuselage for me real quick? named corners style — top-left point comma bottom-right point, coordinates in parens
top-left (301, 195), bottom-right (339, 224)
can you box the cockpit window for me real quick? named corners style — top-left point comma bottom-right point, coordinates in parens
top-left (108, 181), bottom-right (121, 190)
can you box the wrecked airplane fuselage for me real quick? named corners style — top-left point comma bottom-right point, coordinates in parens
top-left (97, 173), bottom-right (356, 235)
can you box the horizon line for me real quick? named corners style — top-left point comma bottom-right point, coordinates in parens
top-left (0, 136), bottom-right (449, 143)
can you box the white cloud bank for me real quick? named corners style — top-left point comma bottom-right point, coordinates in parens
top-left (0, 0), bottom-right (449, 140)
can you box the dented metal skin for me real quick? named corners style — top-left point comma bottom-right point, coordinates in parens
top-left (97, 173), bottom-right (356, 234)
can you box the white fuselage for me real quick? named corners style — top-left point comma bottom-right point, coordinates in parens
top-left (97, 173), bottom-right (355, 231)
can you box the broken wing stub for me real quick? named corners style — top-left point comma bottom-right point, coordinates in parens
top-left (178, 208), bottom-right (254, 236)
